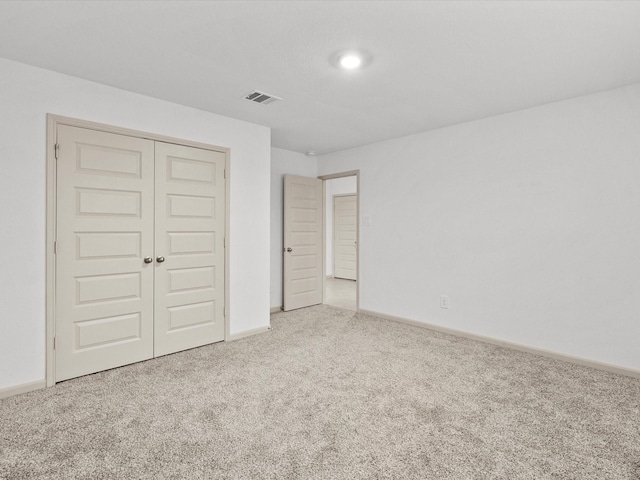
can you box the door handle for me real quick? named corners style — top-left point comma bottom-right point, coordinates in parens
top-left (286, 248), bottom-right (293, 252)
top-left (156, 256), bottom-right (165, 263)
top-left (144, 257), bottom-right (153, 264)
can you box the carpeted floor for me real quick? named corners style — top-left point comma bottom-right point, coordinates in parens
top-left (1, 305), bottom-right (639, 479)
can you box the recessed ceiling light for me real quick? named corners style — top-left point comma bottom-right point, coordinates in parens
top-left (306, 151), bottom-right (316, 156)
top-left (330, 50), bottom-right (372, 71)
top-left (339, 54), bottom-right (362, 70)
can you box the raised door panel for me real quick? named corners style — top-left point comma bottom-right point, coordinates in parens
top-left (154, 142), bottom-right (225, 356)
top-left (334, 195), bottom-right (357, 281)
top-left (55, 125), bottom-right (155, 381)
top-left (283, 175), bottom-right (323, 311)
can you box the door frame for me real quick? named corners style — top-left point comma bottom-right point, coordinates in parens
top-left (318, 170), bottom-right (360, 311)
top-left (332, 193), bottom-right (357, 280)
top-left (45, 114), bottom-right (231, 387)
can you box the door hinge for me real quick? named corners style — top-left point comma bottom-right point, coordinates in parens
top-left (223, 306), bottom-right (226, 317)
top-left (53, 337), bottom-right (56, 350)
top-left (54, 241), bottom-right (57, 254)
top-left (224, 169), bottom-right (226, 179)
top-left (224, 238), bottom-right (226, 248)
top-left (54, 143), bottom-right (60, 160)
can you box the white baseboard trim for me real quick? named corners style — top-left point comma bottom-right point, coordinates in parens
top-left (358, 309), bottom-right (640, 380)
top-left (270, 306), bottom-right (282, 314)
top-left (0, 379), bottom-right (46, 400)
top-left (228, 325), bottom-right (272, 342)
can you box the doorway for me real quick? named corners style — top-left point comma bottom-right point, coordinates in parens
top-left (281, 171), bottom-right (359, 312)
top-left (322, 174), bottom-right (358, 311)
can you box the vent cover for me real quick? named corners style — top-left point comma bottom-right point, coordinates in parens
top-left (244, 90), bottom-right (282, 105)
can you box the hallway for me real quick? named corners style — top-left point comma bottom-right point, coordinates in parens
top-left (324, 277), bottom-right (356, 311)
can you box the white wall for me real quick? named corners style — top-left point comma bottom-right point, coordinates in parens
top-left (325, 176), bottom-right (357, 276)
top-left (0, 58), bottom-right (271, 391)
top-left (270, 148), bottom-right (317, 308)
top-left (318, 83), bottom-right (640, 371)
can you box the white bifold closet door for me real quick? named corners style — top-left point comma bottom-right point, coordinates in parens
top-left (55, 125), bottom-right (225, 382)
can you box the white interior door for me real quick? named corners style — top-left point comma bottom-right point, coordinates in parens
top-left (55, 126), bottom-right (155, 381)
top-left (333, 194), bottom-right (357, 280)
top-left (283, 174), bottom-right (323, 311)
top-left (154, 142), bottom-right (226, 356)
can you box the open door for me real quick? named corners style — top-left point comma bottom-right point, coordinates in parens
top-left (283, 174), bottom-right (323, 311)
top-left (333, 194), bottom-right (357, 280)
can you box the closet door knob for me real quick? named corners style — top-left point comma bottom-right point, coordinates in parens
top-left (286, 248), bottom-right (293, 252)
top-left (156, 256), bottom-right (165, 263)
top-left (144, 257), bottom-right (153, 264)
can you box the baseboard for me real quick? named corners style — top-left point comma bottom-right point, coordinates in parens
top-left (270, 306), bottom-right (282, 314)
top-left (0, 379), bottom-right (46, 400)
top-left (358, 309), bottom-right (640, 380)
top-left (228, 325), bottom-right (272, 342)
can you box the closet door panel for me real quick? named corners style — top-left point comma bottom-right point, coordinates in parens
top-left (55, 126), bottom-right (155, 381)
top-left (154, 142), bottom-right (226, 356)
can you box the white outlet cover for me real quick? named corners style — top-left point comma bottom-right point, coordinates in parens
top-left (363, 215), bottom-right (372, 226)
top-left (440, 295), bottom-right (449, 309)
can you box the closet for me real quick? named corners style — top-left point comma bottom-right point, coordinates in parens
top-left (54, 124), bottom-right (226, 381)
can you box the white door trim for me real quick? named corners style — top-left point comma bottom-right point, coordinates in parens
top-left (45, 114), bottom-right (231, 387)
top-left (318, 171), bottom-right (360, 311)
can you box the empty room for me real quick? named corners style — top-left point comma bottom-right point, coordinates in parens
top-left (1, 1), bottom-right (640, 478)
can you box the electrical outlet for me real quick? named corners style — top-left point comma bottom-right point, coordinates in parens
top-left (440, 295), bottom-right (449, 309)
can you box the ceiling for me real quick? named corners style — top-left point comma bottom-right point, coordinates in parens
top-left (1, 1), bottom-right (640, 155)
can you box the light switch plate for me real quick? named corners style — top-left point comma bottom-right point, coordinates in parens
top-left (363, 215), bottom-right (372, 226)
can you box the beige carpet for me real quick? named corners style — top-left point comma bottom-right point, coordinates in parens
top-left (1, 305), bottom-right (639, 479)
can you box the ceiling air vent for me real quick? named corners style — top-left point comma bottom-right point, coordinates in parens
top-left (244, 90), bottom-right (282, 106)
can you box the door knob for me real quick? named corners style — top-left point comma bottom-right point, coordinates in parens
top-left (144, 257), bottom-right (153, 264)
top-left (286, 247), bottom-right (293, 252)
top-left (156, 256), bottom-right (165, 263)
